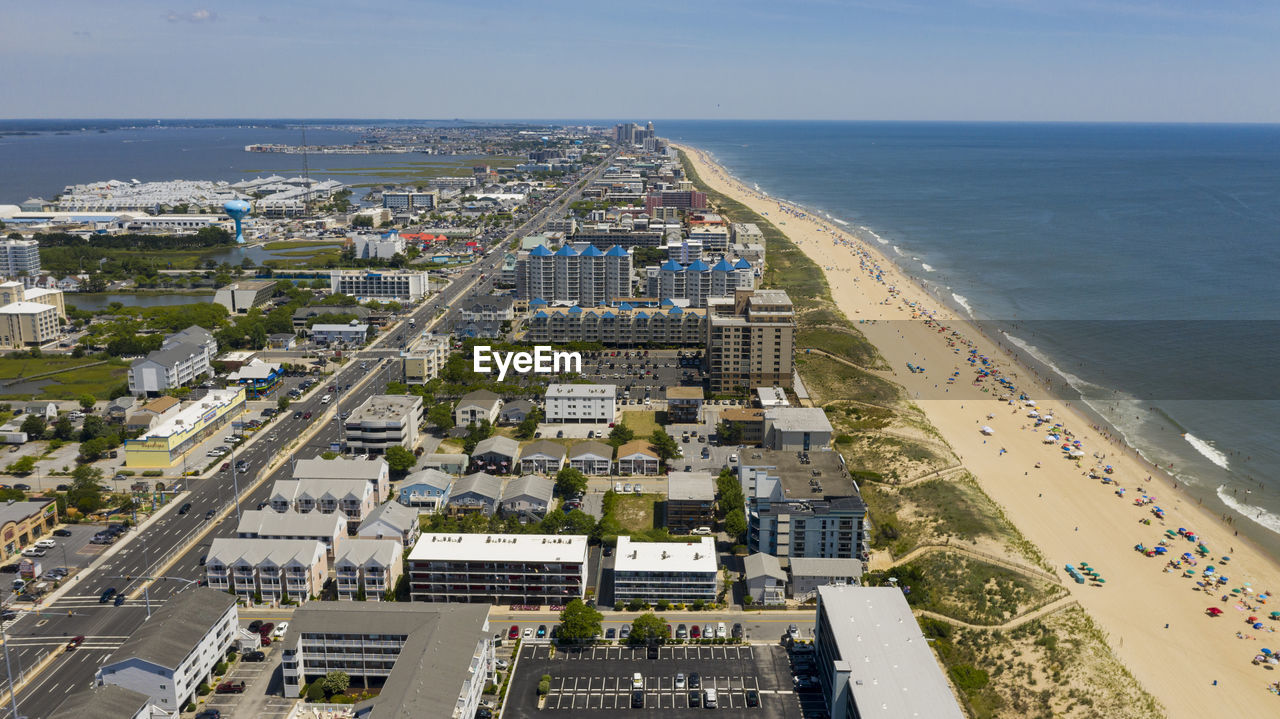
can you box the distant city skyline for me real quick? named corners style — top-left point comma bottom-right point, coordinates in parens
top-left (3, 0), bottom-right (1279, 122)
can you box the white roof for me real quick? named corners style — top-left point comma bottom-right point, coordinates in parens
top-left (227, 358), bottom-right (281, 381)
top-left (408, 533), bottom-right (588, 564)
top-left (313, 323), bottom-right (369, 332)
top-left (0, 301), bottom-right (55, 314)
top-left (546, 383), bottom-right (616, 398)
top-left (614, 536), bottom-right (717, 574)
top-left (141, 389), bottom-right (242, 440)
top-left (765, 407), bottom-right (833, 433)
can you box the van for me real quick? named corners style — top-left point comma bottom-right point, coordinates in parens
top-left (320, 395), bottom-right (332, 405)
top-left (11, 579), bottom-right (26, 593)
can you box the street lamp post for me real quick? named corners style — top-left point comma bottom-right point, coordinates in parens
top-left (2, 621), bottom-right (20, 719)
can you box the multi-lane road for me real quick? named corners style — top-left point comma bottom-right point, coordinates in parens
top-left (0, 154), bottom-right (614, 719)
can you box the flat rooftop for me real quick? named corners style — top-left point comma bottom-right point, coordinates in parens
top-left (614, 536), bottom-right (717, 575)
top-left (348, 394), bottom-right (421, 423)
top-left (818, 585), bottom-right (965, 719)
top-left (409, 533), bottom-right (589, 564)
top-left (141, 388), bottom-right (242, 440)
top-left (739, 448), bottom-right (857, 500)
top-left (667, 471), bottom-right (715, 502)
top-left (546, 383), bottom-right (616, 398)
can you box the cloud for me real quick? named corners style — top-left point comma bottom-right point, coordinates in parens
top-left (166, 9), bottom-right (217, 23)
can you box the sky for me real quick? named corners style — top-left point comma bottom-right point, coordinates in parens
top-left (3, 0), bottom-right (1279, 122)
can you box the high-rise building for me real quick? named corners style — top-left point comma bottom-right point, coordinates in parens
top-left (645, 257), bottom-right (754, 307)
top-left (0, 239), bottom-right (40, 278)
top-left (515, 243), bottom-right (632, 304)
top-left (738, 451), bottom-right (867, 561)
top-left (705, 288), bottom-right (796, 392)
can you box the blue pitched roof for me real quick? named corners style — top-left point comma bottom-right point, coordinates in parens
top-left (712, 259), bottom-right (734, 272)
top-left (530, 297), bottom-right (548, 306)
top-left (533, 310), bottom-right (548, 318)
top-left (619, 302), bottom-right (634, 311)
top-left (554, 245), bottom-right (578, 257)
top-left (687, 259), bottom-right (711, 272)
top-left (602, 311), bottom-right (616, 318)
top-left (568, 305), bottom-right (583, 314)
top-left (661, 298), bottom-right (676, 306)
top-left (668, 306), bottom-right (684, 315)
top-left (605, 245), bottom-right (629, 257)
top-left (635, 311), bottom-right (649, 319)
top-left (734, 258), bottom-right (752, 269)
top-left (660, 260), bottom-right (683, 271)
top-left (529, 244), bottom-right (552, 257)
top-left (580, 244), bottom-right (604, 257)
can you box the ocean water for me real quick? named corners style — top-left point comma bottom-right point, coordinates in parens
top-left (662, 121), bottom-right (1280, 555)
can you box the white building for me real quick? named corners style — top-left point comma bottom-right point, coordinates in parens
top-left (814, 586), bottom-right (965, 719)
top-left (613, 536), bottom-right (717, 605)
top-left (204, 537), bottom-right (329, 604)
top-left (335, 537), bottom-right (403, 600)
top-left (401, 332), bottom-right (451, 384)
top-left (344, 394), bottom-right (423, 454)
top-left (383, 190), bottom-right (439, 211)
top-left (408, 533), bottom-right (588, 604)
top-left (310, 321), bottom-right (369, 345)
top-left (0, 239), bottom-right (40, 278)
top-left (789, 557), bottom-right (863, 600)
top-left (544, 383), bottom-right (615, 424)
top-left (95, 588), bottom-right (237, 713)
top-left (127, 326), bottom-right (217, 395)
top-left (47, 684), bottom-right (173, 719)
top-left (293, 456), bottom-right (390, 501)
top-left (0, 281), bottom-right (64, 349)
top-left (280, 603), bottom-right (493, 719)
top-left (351, 232), bottom-right (406, 260)
top-left (330, 269), bottom-right (430, 301)
top-left (764, 407), bottom-right (834, 451)
top-left (454, 389), bottom-right (502, 426)
top-left (268, 478), bottom-right (378, 531)
top-left (213, 279), bottom-right (276, 314)
top-left (236, 508), bottom-right (346, 557)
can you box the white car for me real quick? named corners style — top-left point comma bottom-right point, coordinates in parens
top-left (729, 454), bottom-right (739, 463)
top-left (21, 547), bottom-right (45, 557)
top-left (523, 627), bottom-right (533, 638)
top-left (614, 483), bottom-right (623, 492)
top-left (495, 659), bottom-right (510, 671)
top-left (35, 539), bottom-right (56, 549)
top-left (632, 672), bottom-right (643, 689)
top-left (716, 622), bottom-right (726, 639)
top-left (273, 621), bottom-right (289, 639)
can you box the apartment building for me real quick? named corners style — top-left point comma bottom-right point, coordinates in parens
top-left (280, 603), bottom-right (493, 719)
top-left (401, 332), bottom-right (451, 384)
top-left (665, 386), bottom-right (704, 423)
top-left (666, 471), bottom-right (716, 533)
top-left (236, 509), bottom-right (346, 557)
top-left (616, 441), bottom-right (660, 475)
top-left (310, 322), bottom-right (369, 346)
top-left (613, 536), bottom-right (717, 605)
top-left (204, 538), bottom-right (329, 604)
top-left (517, 440), bottom-right (566, 475)
top-left (293, 456), bottom-right (391, 499)
top-left (269, 478), bottom-right (377, 533)
top-left (764, 407), bottom-right (834, 451)
top-left (814, 586), bottom-right (965, 719)
top-left (95, 588), bottom-right (238, 712)
top-left (455, 389), bottom-right (502, 426)
top-left (382, 190), bottom-right (439, 210)
top-left (127, 325), bottom-right (218, 395)
top-left (335, 538), bottom-right (403, 601)
top-left (350, 232), bottom-right (406, 260)
top-left (498, 474), bottom-right (555, 521)
top-left (48, 684), bottom-right (169, 719)
top-left (514, 243), bottom-right (633, 304)
top-left (567, 440), bottom-right (613, 475)
top-left (408, 533), bottom-right (588, 604)
top-left (330, 269), bottom-right (430, 301)
top-left (789, 557), bottom-right (864, 600)
top-left (544, 383), bottom-right (616, 424)
top-left (470, 437), bottom-right (518, 474)
top-left (706, 288), bottom-right (796, 393)
top-left (0, 239), bottom-right (40, 278)
top-left (445, 472), bottom-right (503, 515)
top-left (739, 450), bottom-right (868, 561)
top-left (344, 394), bottom-right (423, 454)
top-left (524, 302), bottom-right (707, 346)
top-left (213, 279), bottom-right (276, 314)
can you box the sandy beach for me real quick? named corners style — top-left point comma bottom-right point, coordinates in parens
top-left (676, 144), bottom-right (1280, 716)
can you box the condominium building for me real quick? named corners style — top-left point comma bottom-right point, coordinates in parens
top-left (408, 533), bottom-right (589, 604)
top-left (293, 455), bottom-right (391, 500)
top-left (613, 536), bottom-right (717, 605)
top-left (236, 509), bottom-right (346, 556)
top-left (351, 232), bottom-right (406, 260)
top-left (402, 332), bottom-right (452, 384)
top-left (814, 586), bottom-right (965, 719)
top-left (567, 441), bottom-right (613, 475)
top-left (204, 537), bottom-right (329, 603)
top-left (48, 684), bottom-right (169, 719)
top-left (665, 471), bottom-right (716, 533)
top-left (739, 450), bottom-right (868, 561)
top-left (706, 289), bottom-right (796, 393)
top-left (344, 394), bottom-right (423, 454)
top-left (455, 390), bottom-right (502, 426)
top-left (95, 588), bottom-right (238, 713)
top-left (335, 538), bottom-right (403, 601)
top-left (397, 468), bottom-right (454, 513)
top-left (644, 257), bottom-right (753, 307)
top-left (127, 325), bottom-right (218, 395)
top-left (569, 227), bottom-right (663, 249)
top-left (0, 239), bottom-right (40, 278)
top-left (514, 243), bottom-right (633, 304)
top-left (269, 478), bottom-right (378, 532)
top-left (0, 281), bottom-right (64, 349)
top-left (310, 322), bottom-right (369, 345)
top-left (524, 301), bottom-right (707, 346)
top-left (124, 388), bottom-right (246, 468)
top-left (213, 279), bottom-right (276, 314)
top-left (644, 189), bottom-right (707, 214)
top-left (382, 190), bottom-right (439, 211)
top-left (764, 407), bottom-right (834, 451)
top-left (280, 603), bottom-right (493, 719)
top-left (330, 269), bottom-right (430, 301)
top-left (544, 383), bottom-right (616, 424)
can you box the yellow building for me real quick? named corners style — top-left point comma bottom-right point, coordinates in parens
top-left (0, 282), bottom-right (65, 349)
top-left (125, 387), bottom-right (247, 468)
top-left (0, 499), bottom-right (59, 563)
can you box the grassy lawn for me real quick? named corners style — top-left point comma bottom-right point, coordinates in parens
top-left (796, 327), bottom-right (879, 368)
top-left (621, 410), bottom-right (661, 436)
top-left (0, 359), bottom-right (128, 401)
top-left (891, 552), bottom-right (1066, 626)
top-left (614, 493), bottom-right (658, 533)
top-left (794, 354), bottom-right (898, 405)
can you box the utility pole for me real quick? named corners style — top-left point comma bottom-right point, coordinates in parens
top-left (2, 621), bottom-right (20, 719)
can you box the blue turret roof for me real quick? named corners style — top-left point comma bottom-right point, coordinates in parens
top-left (734, 258), bottom-right (752, 269)
top-left (711, 259), bottom-right (734, 272)
top-left (660, 260), bottom-right (683, 272)
top-left (605, 245), bottom-right (629, 257)
top-left (687, 259), bottom-right (711, 272)
top-left (580, 244), bottom-right (604, 257)
top-left (554, 245), bottom-right (578, 257)
top-left (529, 244), bottom-right (552, 257)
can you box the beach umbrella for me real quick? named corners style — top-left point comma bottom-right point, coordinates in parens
top-left (1207, 607), bottom-right (1223, 615)
top-left (1205, 566), bottom-right (1215, 573)
top-left (1271, 612), bottom-right (1280, 619)
top-left (1182, 553), bottom-right (1193, 560)
top-left (1095, 578), bottom-right (1106, 583)
top-left (1233, 589), bottom-right (1243, 594)
top-left (1154, 547), bottom-right (1168, 554)
top-left (1254, 622), bottom-right (1265, 629)
top-left (1221, 556), bottom-right (1231, 562)
top-left (1249, 616), bottom-right (1259, 623)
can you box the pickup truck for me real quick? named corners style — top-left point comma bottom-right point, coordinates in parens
top-left (215, 681), bottom-right (246, 694)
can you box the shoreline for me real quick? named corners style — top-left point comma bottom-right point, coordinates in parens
top-left (676, 142), bottom-right (1280, 717)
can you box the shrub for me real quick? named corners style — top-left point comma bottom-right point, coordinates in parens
top-left (948, 664), bottom-right (989, 692)
top-left (197, 683), bottom-right (212, 696)
top-left (142, 470), bottom-right (163, 477)
top-left (213, 661), bottom-right (228, 675)
top-left (541, 674), bottom-right (551, 684)
top-left (305, 682), bottom-right (326, 702)
top-left (614, 601), bottom-right (624, 611)
top-left (538, 680), bottom-right (551, 695)
top-left (656, 600), bottom-right (670, 611)
top-left (329, 695), bottom-right (354, 704)
top-left (184, 702), bottom-right (196, 713)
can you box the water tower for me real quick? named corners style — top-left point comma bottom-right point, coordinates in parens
top-left (223, 199), bottom-right (251, 244)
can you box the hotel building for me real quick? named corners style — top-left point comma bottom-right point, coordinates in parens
top-left (330, 269), bottom-right (430, 301)
top-left (407, 533), bottom-right (589, 605)
top-left (706, 288), bottom-right (796, 393)
top-left (612, 536), bottom-right (718, 605)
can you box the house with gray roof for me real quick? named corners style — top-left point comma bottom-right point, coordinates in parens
top-left (788, 557), bottom-right (863, 600)
top-left (358, 500), bottom-right (421, 545)
top-left (518, 439), bottom-right (566, 474)
top-left (446, 472), bottom-right (503, 515)
top-left (292, 455), bottom-right (390, 501)
top-left (236, 508), bottom-right (346, 556)
top-left (418, 452), bottom-right (468, 475)
top-left (498, 398), bottom-right (536, 425)
top-left (48, 682), bottom-right (170, 719)
top-left (470, 435), bottom-right (518, 473)
top-left (568, 440), bottom-right (613, 475)
top-left (204, 537), bottom-right (328, 604)
top-left (499, 474), bottom-right (555, 521)
top-left (127, 326), bottom-right (216, 395)
top-left (744, 552), bottom-right (787, 605)
top-left (395, 468), bottom-right (453, 513)
top-left (95, 588), bottom-right (238, 713)
top-left (455, 389), bottom-right (502, 426)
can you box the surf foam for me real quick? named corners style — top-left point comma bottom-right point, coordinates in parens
top-left (1216, 485), bottom-right (1280, 534)
top-left (952, 293), bottom-right (974, 319)
top-left (1185, 433), bottom-right (1230, 470)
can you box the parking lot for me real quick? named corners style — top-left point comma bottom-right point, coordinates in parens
top-left (576, 350), bottom-right (706, 400)
top-left (1, 523), bottom-right (113, 605)
top-left (199, 651), bottom-right (293, 719)
top-left (507, 643), bottom-right (801, 719)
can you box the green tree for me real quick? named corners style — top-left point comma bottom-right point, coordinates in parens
top-left (426, 403), bottom-right (454, 430)
top-left (557, 598), bottom-right (603, 643)
top-left (554, 466), bottom-right (587, 498)
top-left (514, 407), bottom-right (542, 440)
top-left (19, 415), bottom-right (46, 439)
top-left (80, 414), bottom-right (111, 442)
top-left (277, 396), bottom-right (291, 412)
top-left (563, 509), bottom-right (596, 535)
top-left (384, 445), bottom-right (417, 473)
top-left (724, 509), bottom-right (747, 541)
top-left (305, 682), bottom-right (326, 702)
top-left (628, 612), bottom-right (669, 645)
top-left (716, 420), bottom-right (743, 445)
top-left (715, 467), bottom-right (744, 520)
top-left (67, 464), bottom-right (105, 513)
top-left (6, 456), bottom-right (36, 475)
top-left (51, 416), bottom-right (75, 441)
top-left (320, 671), bottom-right (351, 697)
top-left (648, 429), bottom-right (679, 461)
top-left (607, 423), bottom-right (634, 447)
top-left (78, 394), bottom-right (97, 411)
top-left (78, 436), bottom-right (110, 462)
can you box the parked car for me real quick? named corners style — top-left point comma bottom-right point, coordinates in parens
top-left (248, 620), bottom-right (263, 633)
top-left (508, 625), bottom-right (519, 639)
top-left (242, 650), bottom-right (265, 662)
top-left (689, 672), bottom-right (701, 689)
top-left (194, 710), bottom-right (221, 719)
top-left (215, 681), bottom-right (246, 694)
top-left (35, 539), bottom-right (56, 549)
top-left (21, 548), bottom-right (45, 557)
top-left (272, 622), bottom-right (289, 639)
top-left (258, 622), bottom-right (275, 637)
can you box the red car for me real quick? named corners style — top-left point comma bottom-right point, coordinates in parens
top-left (258, 622), bottom-right (274, 636)
top-left (303, 411), bottom-right (312, 420)
top-left (508, 625), bottom-right (520, 639)
top-left (66, 635), bottom-right (85, 650)
top-left (690, 625), bottom-right (701, 639)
